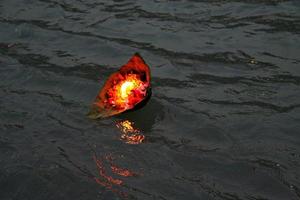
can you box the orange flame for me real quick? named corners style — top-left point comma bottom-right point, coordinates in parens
top-left (89, 53), bottom-right (151, 119)
top-left (107, 74), bottom-right (147, 110)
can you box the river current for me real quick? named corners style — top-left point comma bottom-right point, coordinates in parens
top-left (0, 0), bottom-right (300, 199)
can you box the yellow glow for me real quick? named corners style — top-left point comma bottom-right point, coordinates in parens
top-left (116, 120), bottom-right (145, 144)
top-left (112, 74), bottom-right (145, 109)
top-left (120, 81), bottom-right (135, 99)
top-left (117, 120), bottom-right (136, 133)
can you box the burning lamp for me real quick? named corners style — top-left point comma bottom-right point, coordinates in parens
top-left (88, 53), bottom-right (151, 119)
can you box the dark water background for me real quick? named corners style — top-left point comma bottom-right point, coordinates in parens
top-left (1, 0), bottom-right (300, 199)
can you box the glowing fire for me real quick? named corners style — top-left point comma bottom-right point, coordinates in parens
top-left (107, 74), bottom-right (147, 110)
top-left (116, 120), bottom-right (145, 144)
top-left (89, 53), bottom-right (151, 119)
top-left (120, 81), bottom-right (135, 99)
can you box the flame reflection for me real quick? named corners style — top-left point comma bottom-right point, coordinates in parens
top-left (116, 120), bottom-right (145, 144)
top-left (93, 120), bottom-right (144, 196)
top-left (93, 154), bottom-right (138, 197)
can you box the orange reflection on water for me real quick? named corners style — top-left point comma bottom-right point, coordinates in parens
top-left (116, 120), bottom-right (145, 144)
top-left (93, 154), bottom-right (139, 197)
top-left (106, 155), bottom-right (137, 177)
top-left (93, 155), bottom-right (123, 187)
top-left (111, 165), bottom-right (136, 177)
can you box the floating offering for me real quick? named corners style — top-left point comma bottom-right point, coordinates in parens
top-left (88, 53), bottom-right (151, 119)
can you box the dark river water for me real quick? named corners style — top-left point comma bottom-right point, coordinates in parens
top-left (1, 0), bottom-right (300, 199)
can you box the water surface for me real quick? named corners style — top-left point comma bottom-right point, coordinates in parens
top-left (1, 0), bottom-right (300, 199)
